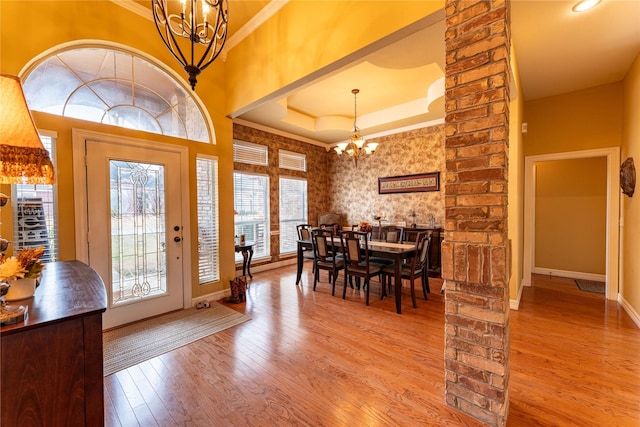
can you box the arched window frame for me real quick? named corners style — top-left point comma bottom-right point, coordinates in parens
top-left (19, 40), bottom-right (215, 144)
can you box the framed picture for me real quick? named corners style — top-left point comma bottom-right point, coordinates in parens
top-left (378, 172), bottom-right (440, 194)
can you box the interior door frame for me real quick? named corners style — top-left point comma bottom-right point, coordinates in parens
top-left (72, 128), bottom-right (192, 306)
top-left (523, 147), bottom-right (620, 300)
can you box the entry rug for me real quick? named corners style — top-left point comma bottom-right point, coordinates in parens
top-left (575, 279), bottom-right (605, 294)
top-left (103, 303), bottom-right (250, 376)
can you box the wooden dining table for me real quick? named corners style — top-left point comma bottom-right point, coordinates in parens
top-left (295, 237), bottom-right (416, 314)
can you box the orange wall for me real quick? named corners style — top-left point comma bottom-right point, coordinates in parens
top-left (535, 157), bottom-right (607, 275)
top-left (523, 83), bottom-right (623, 156)
top-left (621, 52), bottom-right (640, 320)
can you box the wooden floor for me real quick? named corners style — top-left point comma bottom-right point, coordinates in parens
top-left (104, 266), bottom-right (640, 426)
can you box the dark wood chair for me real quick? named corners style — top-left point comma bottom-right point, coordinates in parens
top-left (320, 223), bottom-right (340, 236)
top-left (297, 223), bottom-right (315, 271)
top-left (381, 232), bottom-right (431, 308)
top-left (311, 228), bottom-right (344, 296)
top-left (381, 226), bottom-right (404, 243)
top-left (340, 230), bottom-right (384, 306)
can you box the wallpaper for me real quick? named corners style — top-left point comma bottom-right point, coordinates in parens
top-left (233, 123), bottom-right (445, 262)
top-left (328, 125), bottom-right (445, 229)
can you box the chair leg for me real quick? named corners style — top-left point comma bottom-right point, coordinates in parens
top-left (343, 273), bottom-right (349, 299)
top-left (422, 270), bottom-right (430, 300)
top-left (365, 278), bottom-right (370, 306)
top-left (410, 277), bottom-right (417, 308)
top-left (313, 263), bottom-right (318, 291)
top-left (331, 268), bottom-right (337, 296)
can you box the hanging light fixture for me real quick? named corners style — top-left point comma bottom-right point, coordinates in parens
top-left (334, 89), bottom-right (378, 167)
top-left (152, 0), bottom-right (229, 91)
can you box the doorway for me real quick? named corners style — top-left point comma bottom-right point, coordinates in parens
top-left (73, 130), bottom-right (192, 329)
top-left (523, 147), bottom-right (620, 300)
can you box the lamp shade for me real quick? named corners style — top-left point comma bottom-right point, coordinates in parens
top-left (0, 74), bottom-right (55, 184)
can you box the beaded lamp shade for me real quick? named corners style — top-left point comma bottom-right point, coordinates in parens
top-left (0, 74), bottom-right (55, 184)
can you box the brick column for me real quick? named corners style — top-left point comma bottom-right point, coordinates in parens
top-left (442, 1), bottom-right (511, 426)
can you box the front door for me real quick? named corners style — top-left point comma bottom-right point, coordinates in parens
top-left (85, 139), bottom-right (185, 329)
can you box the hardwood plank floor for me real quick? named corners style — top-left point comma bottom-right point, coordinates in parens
top-left (104, 266), bottom-right (640, 426)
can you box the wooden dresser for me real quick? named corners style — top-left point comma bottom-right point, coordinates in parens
top-left (1, 260), bottom-right (107, 427)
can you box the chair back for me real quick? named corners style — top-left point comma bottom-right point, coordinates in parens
top-left (409, 232), bottom-right (431, 273)
top-left (320, 223), bottom-right (340, 235)
top-left (297, 223), bottom-right (313, 241)
top-left (382, 226), bottom-right (404, 243)
top-left (340, 230), bottom-right (370, 268)
top-left (312, 228), bottom-right (334, 261)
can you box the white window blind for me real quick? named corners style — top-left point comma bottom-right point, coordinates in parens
top-left (234, 172), bottom-right (270, 261)
top-left (279, 177), bottom-right (307, 254)
top-left (196, 156), bottom-right (220, 284)
top-left (279, 149), bottom-right (306, 171)
top-left (12, 133), bottom-right (58, 263)
top-left (233, 140), bottom-right (268, 165)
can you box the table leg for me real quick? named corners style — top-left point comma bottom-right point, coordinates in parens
top-left (296, 241), bottom-right (303, 285)
top-left (241, 250), bottom-right (249, 277)
top-left (394, 254), bottom-right (402, 314)
top-left (246, 247), bottom-right (253, 279)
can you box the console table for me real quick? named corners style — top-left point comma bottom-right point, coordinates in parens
top-left (235, 240), bottom-right (255, 279)
top-left (0, 260), bottom-right (107, 427)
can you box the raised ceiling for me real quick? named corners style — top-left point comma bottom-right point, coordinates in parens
top-left (119, 0), bottom-right (640, 147)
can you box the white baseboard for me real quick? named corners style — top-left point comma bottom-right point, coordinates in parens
top-left (532, 267), bottom-right (606, 282)
top-left (234, 257), bottom-right (298, 277)
top-left (618, 295), bottom-right (640, 329)
top-left (510, 280), bottom-right (524, 310)
top-left (191, 289), bottom-right (229, 307)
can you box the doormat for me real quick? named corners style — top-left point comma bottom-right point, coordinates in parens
top-left (575, 279), bottom-right (605, 294)
top-left (103, 303), bottom-right (250, 376)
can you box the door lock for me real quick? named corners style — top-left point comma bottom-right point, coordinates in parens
top-left (174, 236), bottom-right (182, 242)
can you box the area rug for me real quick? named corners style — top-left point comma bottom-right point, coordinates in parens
top-left (103, 303), bottom-right (250, 376)
top-left (575, 279), bottom-right (605, 294)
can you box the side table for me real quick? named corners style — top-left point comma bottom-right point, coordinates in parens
top-left (235, 240), bottom-right (255, 279)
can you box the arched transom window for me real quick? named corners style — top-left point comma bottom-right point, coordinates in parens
top-left (23, 46), bottom-right (211, 143)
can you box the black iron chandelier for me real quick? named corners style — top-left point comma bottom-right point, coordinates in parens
top-left (334, 89), bottom-right (378, 167)
top-left (152, 0), bottom-right (229, 90)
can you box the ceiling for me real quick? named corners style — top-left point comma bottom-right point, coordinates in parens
top-left (124, 0), bottom-right (640, 147)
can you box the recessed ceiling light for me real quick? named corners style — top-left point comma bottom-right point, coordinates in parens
top-left (572, 0), bottom-right (602, 12)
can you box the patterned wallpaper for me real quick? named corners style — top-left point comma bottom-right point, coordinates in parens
top-left (233, 123), bottom-right (445, 261)
top-left (328, 125), bottom-right (445, 228)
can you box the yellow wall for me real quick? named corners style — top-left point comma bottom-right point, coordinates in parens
top-left (0, 1), bottom-right (235, 299)
top-left (523, 83), bottom-right (623, 156)
top-left (621, 52), bottom-right (640, 318)
top-left (508, 43), bottom-right (525, 306)
top-left (535, 158), bottom-right (607, 275)
top-left (225, 0), bottom-right (444, 115)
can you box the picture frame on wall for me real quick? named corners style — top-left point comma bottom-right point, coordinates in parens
top-left (378, 172), bottom-right (440, 194)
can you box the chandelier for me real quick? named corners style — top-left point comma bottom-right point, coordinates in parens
top-left (334, 89), bottom-right (378, 167)
top-left (152, 0), bottom-right (229, 91)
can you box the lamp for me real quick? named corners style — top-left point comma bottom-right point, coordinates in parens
top-left (0, 75), bottom-right (55, 185)
top-left (334, 89), bottom-right (378, 167)
top-left (152, 0), bottom-right (229, 91)
top-left (0, 74), bottom-right (55, 325)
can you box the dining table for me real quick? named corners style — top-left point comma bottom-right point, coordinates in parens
top-left (295, 237), bottom-right (416, 314)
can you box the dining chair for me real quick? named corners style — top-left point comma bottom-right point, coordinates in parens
top-left (381, 231), bottom-right (431, 308)
top-left (311, 228), bottom-right (344, 296)
top-left (320, 223), bottom-right (341, 236)
top-left (297, 223), bottom-right (315, 271)
top-left (340, 230), bottom-right (384, 306)
top-left (381, 226), bottom-right (404, 243)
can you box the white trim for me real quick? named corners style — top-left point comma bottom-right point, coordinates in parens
top-left (18, 39), bottom-right (216, 145)
top-left (234, 118), bottom-right (327, 147)
top-left (523, 147), bottom-right (620, 301)
top-left (72, 128), bottom-right (193, 307)
top-left (192, 290), bottom-right (230, 308)
top-left (38, 129), bottom-right (58, 139)
top-left (618, 295), bottom-right (640, 329)
top-left (532, 268), bottom-right (606, 283)
top-left (509, 280), bottom-right (524, 310)
top-left (225, 1), bottom-right (290, 52)
top-left (110, 0), bottom-right (150, 19)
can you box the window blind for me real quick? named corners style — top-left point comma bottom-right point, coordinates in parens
top-left (233, 140), bottom-right (269, 165)
top-left (12, 133), bottom-right (59, 263)
top-left (234, 172), bottom-right (270, 261)
top-left (196, 156), bottom-right (220, 284)
top-left (279, 177), bottom-right (307, 254)
top-left (279, 149), bottom-right (306, 172)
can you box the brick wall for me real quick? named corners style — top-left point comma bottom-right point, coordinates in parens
top-left (442, 1), bottom-right (511, 426)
